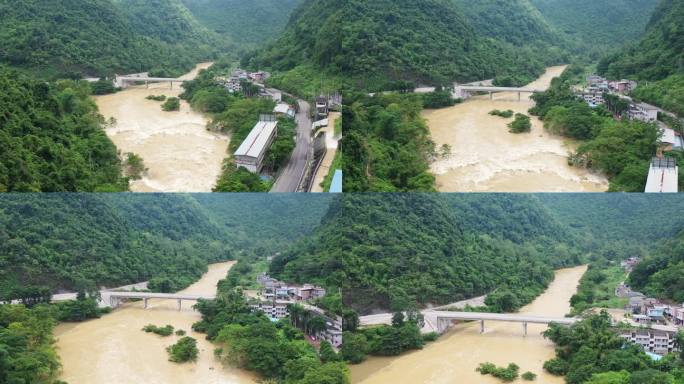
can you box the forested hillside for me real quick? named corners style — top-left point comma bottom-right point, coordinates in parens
top-left (248, 0), bottom-right (566, 92)
top-left (270, 194), bottom-right (580, 313)
top-left (629, 231), bottom-right (684, 303)
top-left (181, 0), bottom-right (302, 49)
top-left (0, 194), bottom-right (332, 301)
top-left (530, 0), bottom-right (658, 57)
top-left (598, 0), bottom-right (684, 115)
top-left (0, 0), bottom-right (220, 78)
top-left (0, 68), bottom-right (128, 192)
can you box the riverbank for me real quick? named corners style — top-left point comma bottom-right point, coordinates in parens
top-left (96, 62), bottom-right (230, 192)
top-left (350, 265), bottom-right (588, 384)
top-left (426, 66), bottom-right (609, 192)
top-left (55, 261), bottom-right (256, 384)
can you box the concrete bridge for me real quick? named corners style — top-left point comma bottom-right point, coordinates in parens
top-left (425, 311), bottom-right (578, 335)
top-left (114, 75), bottom-right (183, 89)
top-left (361, 310), bottom-right (578, 336)
top-left (454, 85), bottom-right (544, 101)
top-left (106, 292), bottom-right (215, 311)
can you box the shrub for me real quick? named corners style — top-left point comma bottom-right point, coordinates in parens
top-left (489, 109), bottom-right (514, 118)
top-left (522, 371), bottom-right (537, 381)
top-left (508, 114), bottom-right (532, 133)
top-left (167, 336), bottom-right (199, 363)
top-left (146, 94), bottom-right (167, 101)
top-left (476, 362), bottom-right (520, 382)
top-left (175, 329), bottom-right (186, 336)
top-left (162, 97), bottom-right (181, 111)
top-left (142, 324), bottom-right (174, 336)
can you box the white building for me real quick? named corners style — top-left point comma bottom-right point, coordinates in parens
top-left (251, 300), bottom-right (290, 320)
top-left (628, 102), bottom-right (659, 123)
top-left (645, 157), bottom-right (679, 193)
top-left (619, 326), bottom-right (679, 355)
top-left (234, 120), bottom-right (279, 173)
top-left (580, 91), bottom-right (605, 107)
top-left (273, 102), bottom-right (295, 118)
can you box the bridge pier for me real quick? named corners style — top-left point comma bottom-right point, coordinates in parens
top-left (523, 322), bottom-right (528, 336)
top-left (518, 92), bottom-right (521, 101)
top-left (144, 298), bottom-right (149, 309)
top-left (480, 320), bottom-right (485, 333)
top-left (489, 91), bottom-right (493, 100)
top-left (177, 299), bottom-right (182, 311)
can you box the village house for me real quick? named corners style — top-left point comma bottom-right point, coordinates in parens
top-left (316, 96), bottom-right (329, 118)
top-left (249, 71), bottom-right (269, 83)
top-left (273, 102), bottom-right (296, 118)
top-left (256, 274), bottom-right (327, 303)
top-left (620, 257), bottom-right (641, 273)
top-left (628, 102), bottom-right (659, 123)
top-left (251, 300), bottom-right (290, 320)
top-left (609, 79), bottom-right (638, 94)
top-left (619, 326), bottom-right (679, 355)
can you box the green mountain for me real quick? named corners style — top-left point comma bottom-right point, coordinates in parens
top-left (181, 0), bottom-right (302, 49)
top-left (452, 0), bottom-right (559, 46)
top-left (249, 0), bottom-right (567, 92)
top-left (0, 68), bottom-right (127, 192)
top-left (530, 0), bottom-right (659, 55)
top-left (0, 0), bottom-right (220, 78)
top-left (270, 194), bottom-right (578, 312)
top-left (0, 194), bottom-right (331, 300)
top-left (598, 0), bottom-right (684, 116)
top-left (629, 231), bottom-right (684, 302)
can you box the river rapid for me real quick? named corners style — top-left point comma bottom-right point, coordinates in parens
top-left (96, 63), bottom-right (230, 192)
top-left (55, 261), bottom-right (256, 384)
top-left (351, 265), bottom-right (588, 384)
top-left (426, 66), bottom-right (608, 192)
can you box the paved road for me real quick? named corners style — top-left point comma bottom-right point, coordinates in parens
top-left (271, 97), bottom-right (313, 192)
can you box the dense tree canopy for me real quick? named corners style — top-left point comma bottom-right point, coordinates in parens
top-left (0, 68), bottom-right (128, 192)
top-left (598, 0), bottom-right (684, 116)
top-left (181, 0), bottom-right (302, 50)
top-left (0, 0), bottom-right (221, 78)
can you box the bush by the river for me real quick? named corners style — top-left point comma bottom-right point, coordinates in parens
top-left (476, 362), bottom-right (520, 382)
top-left (489, 109), bottom-right (514, 118)
top-left (146, 94), bottom-right (167, 101)
top-left (508, 114), bottom-right (532, 133)
top-left (143, 324), bottom-right (175, 336)
top-left (162, 97), bottom-right (180, 111)
top-left (167, 336), bottom-right (199, 362)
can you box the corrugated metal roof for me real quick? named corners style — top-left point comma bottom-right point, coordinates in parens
top-left (234, 121), bottom-right (278, 159)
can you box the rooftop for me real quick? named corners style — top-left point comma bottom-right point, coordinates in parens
top-left (645, 157), bottom-right (678, 193)
top-left (235, 121), bottom-right (278, 159)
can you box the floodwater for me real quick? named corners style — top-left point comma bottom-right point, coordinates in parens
top-left (96, 62), bottom-right (230, 192)
top-left (426, 66), bottom-right (608, 192)
top-left (55, 261), bottom-right (257, 384)
top-left (351, 265), bottom-right (588, 384)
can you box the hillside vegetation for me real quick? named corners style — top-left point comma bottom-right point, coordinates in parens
top-left (598, 0), bottom-right (684, 115)
top-left (249, 0), bottom-right (569, 92)
top-left (0, 194), bottom-right (331, 301)
top-left (0, 0), bottom-right (220, 78)
top-left (0, 68), bottom-right (128, 192)
top-left (181, 0), bottom-right (302, 49)
top-left (270, 194), bottom-right (579, 313)
top-left (531, 0), bottom-right (659, 57)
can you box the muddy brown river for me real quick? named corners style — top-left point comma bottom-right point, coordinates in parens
top-left (55, 261), bottom-right (256, 384)
top-left (427, 66), bottom-right (608, 192)
top-left (96, 63), bottom-right (230, 192)
top-left (351, 265), bottom-right (588, 384)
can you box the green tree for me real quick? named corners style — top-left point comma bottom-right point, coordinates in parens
top-left (167, 336), bottom-right (199, 363)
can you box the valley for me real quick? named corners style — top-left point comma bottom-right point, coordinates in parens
top-left (351, 265), bottom-right (587, 384)
top-left (97, 63), bottom-right (229, 192)
top-left (55, 261), bottom-right (257, 384)
top-left (427, 66), bottom-right (609, 192)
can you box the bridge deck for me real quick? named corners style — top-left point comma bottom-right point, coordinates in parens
top-left (116, 76), bottom-right (182, 82)
top-left (107, 292), bottom-right (214, 300)
top-left (457, 86), bottom-right (543, 93)
top-left (428, 311), bottom-right (577, 325)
